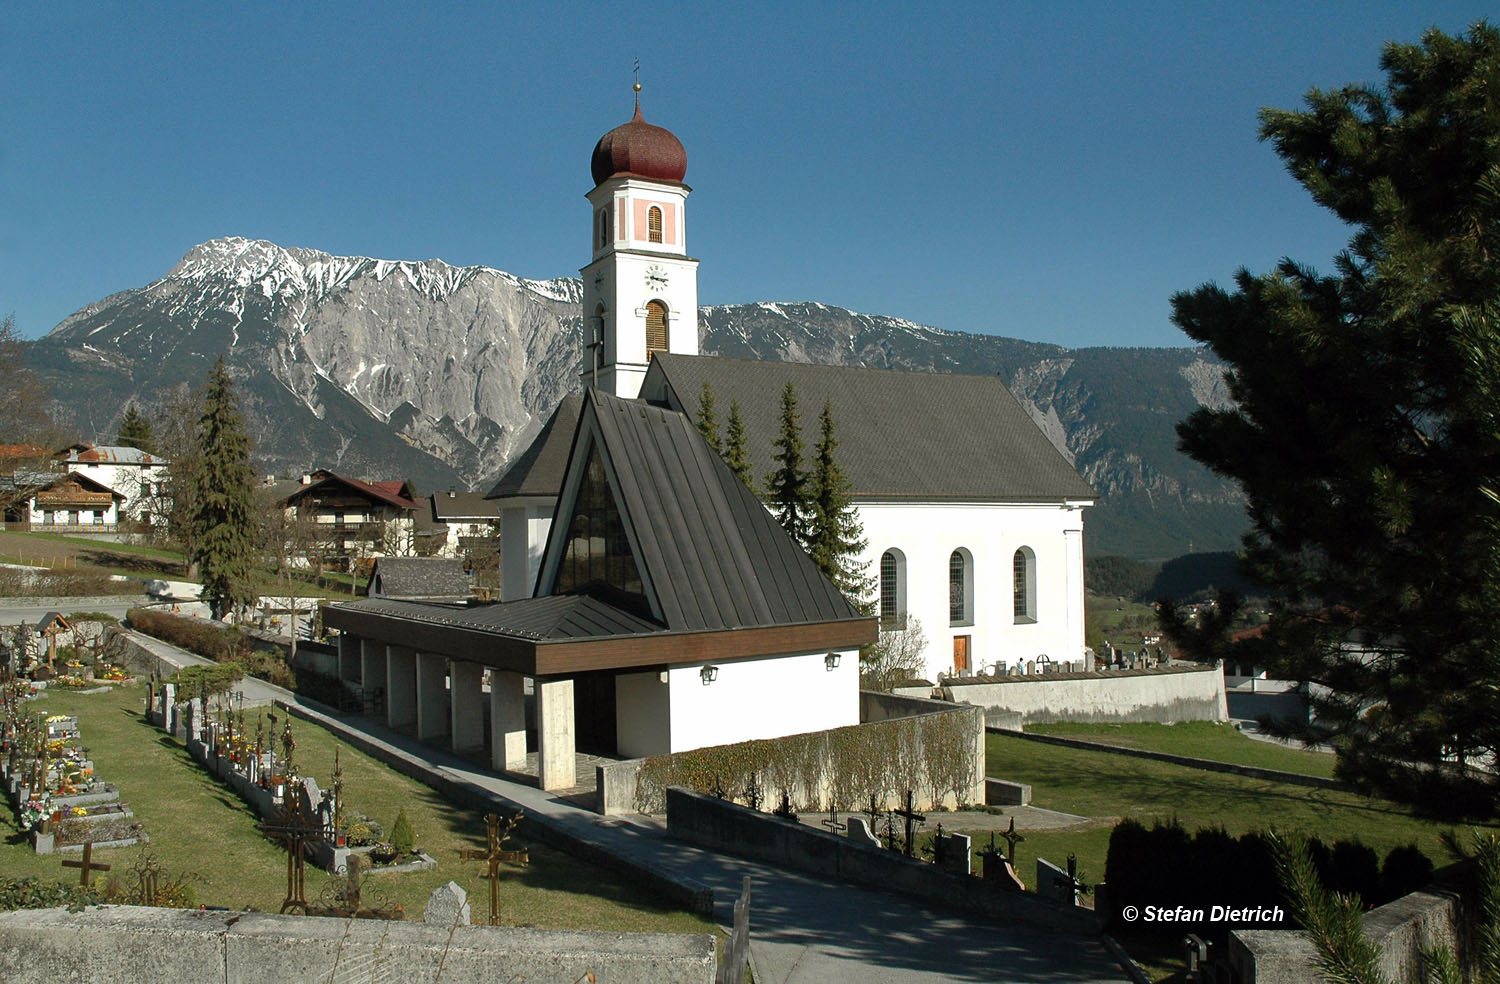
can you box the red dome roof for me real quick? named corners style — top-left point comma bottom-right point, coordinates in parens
top-left (590, 103), bottom-right (687, 186)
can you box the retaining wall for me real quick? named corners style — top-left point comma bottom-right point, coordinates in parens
top-left (665, 786), bottom-right (1100, 936)
top-left (936, 664), bottom-right (1228, 726)
top-left (1230, 865), bottom-right (1466, 984)
top-left (0, 905), bottom-right (716, 984)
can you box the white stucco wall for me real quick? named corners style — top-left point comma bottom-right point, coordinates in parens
top-left (857, 500), bottom-right (1088, 683)
top-left (664, 648), bottom-right (859, 754)
top-left (615, 669), bottom-right (672, 758)
top-left (500, 501), bottom-right (554, 601)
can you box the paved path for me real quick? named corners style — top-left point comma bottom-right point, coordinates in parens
top-left (127, 629), bottom-right (1127, 983)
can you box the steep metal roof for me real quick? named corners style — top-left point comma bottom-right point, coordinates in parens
top-left (644, 354), bottom-right (1097, 502)
top-left (563, 391), bottom-right (863, 632)
top-left (484, 393), bottom-right (583, 500)
top-left (342, 594), bottom-right (663, 641)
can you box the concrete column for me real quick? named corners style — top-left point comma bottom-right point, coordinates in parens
top-left (450, 660), bottom-right (485, 753)
top-left (360, 638), bottom-right (385, 709)
top-left (535, 676), bottom-right (576, 791)
top-left (386, 645), bottom-right (418, 732)
top-left (416, 652), bottom-right (450, 743)
top-left (490, 670), bottom-right (527, 771)
top-left (338, 633), bottom-right (361, 684)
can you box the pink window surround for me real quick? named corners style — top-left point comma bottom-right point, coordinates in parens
top-left (632, 200), bottom-right (677, 245)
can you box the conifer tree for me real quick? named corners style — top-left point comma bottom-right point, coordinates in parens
top-left (764, 382), bottom-right (809, 544)
top-left (1171, 23), bottom-right (1500, 816)
top-left (115, 404), bottom-right (155, 453)
top-left (190, 359), bottom-right (258, 621)
top-left (807, 400), bottom-right (875, 609)
top-left (694, 381), bottom-right (722, 454)
top-left (724, 398), bottom-right (754, 493)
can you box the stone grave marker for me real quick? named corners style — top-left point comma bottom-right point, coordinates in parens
top-left (1036, 857), bottom-right (1083, 906)
top-left (424, 881), bottom-right (471, 926)
top-left (845, 816), bottom-right (881, 850)
top-left (934, 828), bottom-right (971, 876)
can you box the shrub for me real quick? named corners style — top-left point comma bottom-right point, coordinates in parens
top-left (391, 808), bottom-right (415, 854)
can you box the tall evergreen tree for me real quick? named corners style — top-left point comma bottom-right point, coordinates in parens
top-left (807, 400), bottom-right (874, 608)
top-left (724, 398), bottom-right (754, 492)
top-left (115, 404), bottom-right (155, 453)
top-left (694, 381), bottom-right (722, 454)
top-left (1170, 23), bottom-right (1500, 816)
top-left (190, 359), bottom-right (258, 621)
top-left (764, 382), bottom-right (810, 545)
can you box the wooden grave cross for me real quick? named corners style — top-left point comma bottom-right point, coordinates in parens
top-left (820, 805), bottom-right (845, 836)
top-left (459, 812), bottom-right (529, 926)
top-left (893, 790), bottom-right (925, 859)
top-left (61, 842), bottom-right (111, 886)
top-left (1000, 816), bottom-right (1025, 863)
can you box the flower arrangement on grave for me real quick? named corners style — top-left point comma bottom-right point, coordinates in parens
top-left (368, 841), bottom-right (398, 865)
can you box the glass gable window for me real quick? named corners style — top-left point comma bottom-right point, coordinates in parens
top-left (555, 443), bottom-right (649, 617)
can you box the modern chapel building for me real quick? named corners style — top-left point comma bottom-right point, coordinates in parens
top-left (327, 92), bottom-right (1092, 789)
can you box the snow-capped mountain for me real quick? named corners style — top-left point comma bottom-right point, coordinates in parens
top-left (28, 237), bottom-right (1244, 558)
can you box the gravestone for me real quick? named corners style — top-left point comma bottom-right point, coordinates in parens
top-left (1024, 660), bottom-right (1034, 675)
top-left (424, 881), bottom-right (471, 926)
top-left (934, 829), bottom-right (971, 876)
top-left (298, 778), bottom-right (321, 819)
top-left (158, 684), bottom-right (176, 734)
top-left (1036, 857), bottom-right (1079, 906)
top-left (183, 699), bottom-right (202, 744)
top-left (845, 816), bottom-right (881, 850)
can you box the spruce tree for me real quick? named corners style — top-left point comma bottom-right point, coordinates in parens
top-left (724, 398), bottom-right (754, 493)
top-left (694, 381), bottom-right (722, 455)
top-left (807, 400), bottom-right (875, 609)
top-left (190, 359), bottom-right (258, 621)
top-left (1171, 23), bottom-right (1500, 816)
top-left (115, 404), bottom-right (155, 453)
top-left (764, 382), bottom-right (809, 544)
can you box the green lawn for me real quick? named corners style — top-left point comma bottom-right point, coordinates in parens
top-left (1, 684), bottom-right (712, 934)
top-left (1025, 721), bottom-right (1338, 779)
top-left (1085, 594), bottom-right (1158, 654)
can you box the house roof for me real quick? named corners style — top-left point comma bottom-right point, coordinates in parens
top-left (430, 492), bottom-right (502, 522)
top-left (644, 354), bottom-right (1097, 502)
top-left (31, 472), bottom-right (127, 501)
top-left (278, 473), bottom-right (418, 511)
top-left (368, 557), bottom-right (471, 602)
top-left (559, 389), bottom-right (864, 632)
top-left (347, 594), bottom-right (662, 641)
top-left (484, 393), bottom-right (583, 500)
top-left (61, 444), bottom-right (169, 466)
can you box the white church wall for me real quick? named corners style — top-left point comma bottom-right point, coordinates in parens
top-left (615, 670), bottom-right (673, 758)
top-left (500, 501), bottom-right (554, 602)
top-left (666, 648), bottom-right (859, 754)
top-left (857, 500), bottom-right (1087, 683)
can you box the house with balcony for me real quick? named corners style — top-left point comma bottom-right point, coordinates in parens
top-left (3, 472), bottom-right (127, 533)
top-left (269, 471), bottom-right (420, 571)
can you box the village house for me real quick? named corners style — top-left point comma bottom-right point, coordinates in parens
top-left (55, 444), bottom-right (171, 527)
top-left (266, 471), bottom-right (420, 572)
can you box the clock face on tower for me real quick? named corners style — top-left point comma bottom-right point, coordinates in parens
top-left (644, 264), bottom-right (669, 292)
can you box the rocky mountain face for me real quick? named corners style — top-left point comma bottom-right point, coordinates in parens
top-left (28, 237), bottom-right (1245, 559)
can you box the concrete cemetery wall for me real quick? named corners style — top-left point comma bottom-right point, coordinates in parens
top-left (0, 906), bottom-right (716, 984)
top-left (937, 664), bottom-right (1228, 726)
top-left (666, 787), bottom-right (1100, 936)
top-left (1230, 866), bottom-right (1466, 984)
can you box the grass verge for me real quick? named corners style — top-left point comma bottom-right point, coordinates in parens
top-left (1024, 720), bottom-right (1338, 779)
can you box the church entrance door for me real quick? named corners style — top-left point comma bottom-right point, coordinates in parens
top-left (953, 636), bottom-right (970, 675)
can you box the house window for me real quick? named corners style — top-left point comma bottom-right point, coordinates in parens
top-left (647, 205), bottom-right (663, 243)
top-left (949, 548), bottom-right (973, 626)
top-left (1013, 547), bottom-right (1037, 623)
top-left (879, 549), bottom-right (906, 628)
top-left (645, 301), bottom-right (669, 359)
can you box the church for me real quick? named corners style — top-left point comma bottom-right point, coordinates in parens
top-left (492, 90), bottom-right (1095, 685)
top-left (325, 90), bottom-right (1092, 790)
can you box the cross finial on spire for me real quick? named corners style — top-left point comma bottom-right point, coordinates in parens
top-left (633, 58), bottom-right (642, 109)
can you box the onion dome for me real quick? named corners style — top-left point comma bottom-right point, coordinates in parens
top-left (590, 100), bottom-right (687, 186)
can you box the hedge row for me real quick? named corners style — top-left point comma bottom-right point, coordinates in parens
top-left (126, 608), bottom-right (296, 690)
top-left (1104, 818), bottom-right (1434, 940)
top-left (634, 707), bottom-right (980, 815)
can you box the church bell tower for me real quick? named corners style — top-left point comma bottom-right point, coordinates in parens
top-left (581, 84), bottom-right (699, 399)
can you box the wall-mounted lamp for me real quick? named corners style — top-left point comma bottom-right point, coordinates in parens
top-left (824, 652), bottom-right (841, 671)
top-left (700, 665), bottom-right (719, 685)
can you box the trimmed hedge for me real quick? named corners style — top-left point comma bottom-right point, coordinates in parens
top-left (126, 608), bottom-right (296, 690)
top-left (634, 706), bottom-right (981, 814)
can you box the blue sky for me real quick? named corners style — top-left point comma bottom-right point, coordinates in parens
top-left (3, 2), bottom-right (1491, 348)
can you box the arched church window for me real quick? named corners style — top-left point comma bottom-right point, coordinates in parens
top-left (949, 548), bottom-right (973, 625)
top-left (645, 300), bottom-right (669, 359)
top-left (880, 549), bottom-right (907, 629)
top-left (1013, 546), bottom-right (1037, 623)
top-left (648, 205), bottom-right (663, 243)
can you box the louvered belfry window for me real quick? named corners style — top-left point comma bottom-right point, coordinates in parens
top-left (647, 205), bottom-right (663, 243)
top-left (645, 301), bottom-right (669, 359)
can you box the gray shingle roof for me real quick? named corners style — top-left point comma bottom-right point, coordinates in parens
top-left (555, 391), bottom-right (863, 632)
top-left (430, 492), bottom-right (502, 522)
top-left (646, 354), bottom-right (1095, 501)
top-left (368, 558), bottom-right (471, 601)
top-left (484, 393), bottom-right (583, 499)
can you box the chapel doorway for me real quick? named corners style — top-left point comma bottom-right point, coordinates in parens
top-left (953, 636), bottom-right (970, 676)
